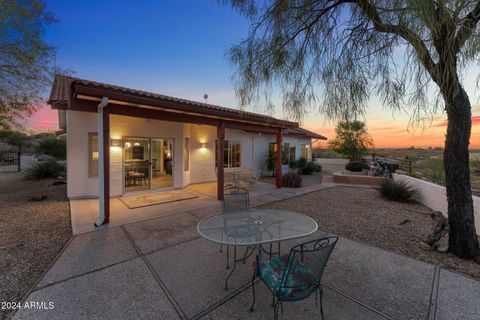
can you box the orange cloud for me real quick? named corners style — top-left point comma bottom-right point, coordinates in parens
top-left (22, 103), bottom-right (59, 132)
top-left (308, 121), bottom-right (480, 149)
top-left (433, 116), bottom-right (480, 127)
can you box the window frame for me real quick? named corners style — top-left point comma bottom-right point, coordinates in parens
top-left (88, 132), bottom-right (99, 177)
top-left (215, 140), bottom-right (242, 168)
top-left (184, 137), bottom-right (190, 172)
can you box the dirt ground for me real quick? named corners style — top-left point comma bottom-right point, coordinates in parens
top-left (0, 173), bottom-right (71, 319)
top-left (260, 186), bottom-right (480, 280)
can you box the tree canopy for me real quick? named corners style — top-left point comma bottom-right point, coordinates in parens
top-left (223, 0), bottom-right (480, 259)
top-left (0, 0), bottom-right (55, 130)
top-left (329, 120), bottom-right (373, 161)
top-left (224, 0), bottom-right (480, 123)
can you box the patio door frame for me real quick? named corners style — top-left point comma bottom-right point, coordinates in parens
top-left (122, 136), bottom-right (175, 195)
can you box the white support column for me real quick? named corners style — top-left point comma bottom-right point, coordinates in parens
top-left (95, 97), bottom-right (109, 227)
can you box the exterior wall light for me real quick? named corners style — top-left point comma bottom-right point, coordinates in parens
top-left (110, 138), bottom-right (122, 147)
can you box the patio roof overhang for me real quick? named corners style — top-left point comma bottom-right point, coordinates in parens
top-left (49, 75), bottom-right (300, 134)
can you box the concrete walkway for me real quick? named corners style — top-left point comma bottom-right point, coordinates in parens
top-left (13, 202), bottom-right (480, 320)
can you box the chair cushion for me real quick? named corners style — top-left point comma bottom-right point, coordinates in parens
top-left (256, 254), bottom-right (317, 297)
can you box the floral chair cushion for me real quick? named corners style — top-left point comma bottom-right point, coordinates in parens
top-left (256, 254), bottom-right (317, 297)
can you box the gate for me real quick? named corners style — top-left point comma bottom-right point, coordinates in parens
top-left (0, 152), bottom-right (20, 172)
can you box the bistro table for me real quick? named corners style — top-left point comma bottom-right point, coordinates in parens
top-left (197, 209), bottom-right (318, 290)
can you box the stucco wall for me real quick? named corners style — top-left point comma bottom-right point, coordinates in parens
top-left (66, 110), bottom-right (314, 198)
top-left (67, 111), bottom-right (186, 198)
top-left (189, 124), bottom-right (217, 184)
top-left (393, 173), bottom-right (480, 232)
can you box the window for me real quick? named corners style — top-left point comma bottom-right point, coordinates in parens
top-left (215, 140), bottom-right (241, 168)
top-left (282, 143), bottom-right (290, 164)
top-left (88, 133), bottom-right (99, 177)
top-left (184, 138), bottom-right (190, 171)
top-left (300, 144), bottom-right (311, 160)
top-left (289, 145), bottom-right (296, 163)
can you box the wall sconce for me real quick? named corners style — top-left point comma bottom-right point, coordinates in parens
top-left (124, 142), bottom-right (131, 148)
top-left (110, 138), bottom-right (122, 148)
top-left (201, 143), bottom-right (207, 149)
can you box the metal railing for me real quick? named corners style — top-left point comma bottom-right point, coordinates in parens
top-left (0, 152), bottom-right (20, 172)
top-left (368, 153), bottom-right (479, 196)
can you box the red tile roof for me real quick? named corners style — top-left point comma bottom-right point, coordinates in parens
top-left (48, 74), bottom-right (326, 139)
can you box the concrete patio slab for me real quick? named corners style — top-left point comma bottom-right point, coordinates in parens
top-left (146, 238), bottom-right (256, 319)
top-left (124, 211), bottom-right (201, 254)
top-left (202, 281), bottom-right (387, 320)
top-left (15, 258), bottom-right (180, 320)
top-left (37, 227), bottom-right (138, 288)
top-left (70, 193), bottom-right (218, 235)
top-left (323, 237), bottom-right (435, 320)
top-left (435, 269), bottom-right (480, 320)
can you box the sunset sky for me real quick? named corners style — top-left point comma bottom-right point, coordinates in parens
top-left (28, 0), bottom-right (480, 149)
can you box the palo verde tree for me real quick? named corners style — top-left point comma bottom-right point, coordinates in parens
top-left (0, 0), bottom-right (55, 129)
top-left (223, 0), bottom-right (480, 259)
top-left (329, 120), bottom-right (373, 161)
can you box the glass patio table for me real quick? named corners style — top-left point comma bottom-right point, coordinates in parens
top-left (197, 209), bottom-right (318, 289)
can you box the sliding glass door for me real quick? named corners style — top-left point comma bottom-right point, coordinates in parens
top-left (124, 137), bottom-right (173, 193)
top-left (151, 138), bottom-right (173, 190)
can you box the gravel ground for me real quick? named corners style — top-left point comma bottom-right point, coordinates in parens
top-left (260, 186), bottom-right (480, 280)
top-left (0, 173), bottom-right (71, 319)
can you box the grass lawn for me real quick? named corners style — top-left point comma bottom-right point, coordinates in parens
top-left (261, 186), bottom-right (480, 280)
top-left (0, 173), bottom-right (71, 319)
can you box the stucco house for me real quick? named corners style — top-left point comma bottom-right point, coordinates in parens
top-left (47, 75), bottom-right (326, 226)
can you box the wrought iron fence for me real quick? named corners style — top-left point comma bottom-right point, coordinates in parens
top-left (0, 152), bottom-right (20, 172)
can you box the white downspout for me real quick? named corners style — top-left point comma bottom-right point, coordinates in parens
top-left (96, 97), bottom-right (109, 227)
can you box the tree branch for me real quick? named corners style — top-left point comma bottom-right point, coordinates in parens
top-left (354, 0), bottom-right (438, 81)
top-left (454, 0), bottom-right (480, 53)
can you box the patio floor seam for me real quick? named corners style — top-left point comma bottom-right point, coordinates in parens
top-left (31, 255), bottom-right (140, 292)
top-left (322, 282), bottom-right (396, 320)
top-left (190, 279), bottom-right (258, 320)
top-left (428, 266), bottom-right (441, 320)
top-left (120, 225), bottom-right (188, 320)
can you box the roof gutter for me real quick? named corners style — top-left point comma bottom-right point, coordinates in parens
top-left (95, 97), bottom-right (109, 227)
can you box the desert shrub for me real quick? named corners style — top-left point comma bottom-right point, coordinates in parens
top-left (379, 179), bottom-right (417, 202)
top-left (345, 161), bottom-right (369, 172)
top-left (35, 137), bottom-right (66, 160)
top-left (282, 170), bottom-right (302, 188)
top-left (290, 157), bottom-right (321, 175)
top-left (25, 160), bottom-right (65, 180)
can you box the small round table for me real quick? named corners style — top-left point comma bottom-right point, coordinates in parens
top-left (197, 209), bottom-right (318, 289)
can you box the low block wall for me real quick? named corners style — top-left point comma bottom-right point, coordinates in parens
top-left (315, 158), bottom-right (349, 173)
top-left (393, 173), bottom-right (480, 232)
top-left (333, 171), bottom-right (385, 185)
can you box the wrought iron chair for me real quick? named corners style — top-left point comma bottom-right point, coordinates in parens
top-left (220, 186), bottom-right (250, 269)
top-left (250, 236), bottom-right (338, 320)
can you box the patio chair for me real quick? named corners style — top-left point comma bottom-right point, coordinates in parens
top-left (250, 236), bottom-right (338, 320)
top-left (221, 186), bottom-right (250, 268)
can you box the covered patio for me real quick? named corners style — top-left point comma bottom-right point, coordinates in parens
top-left (48, 75), bottom-right (326, 228)
top-left (69, 178), bottom-right (329, 235)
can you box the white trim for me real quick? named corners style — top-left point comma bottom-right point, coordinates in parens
top-left (96, 97), bottom-right (109, 227)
